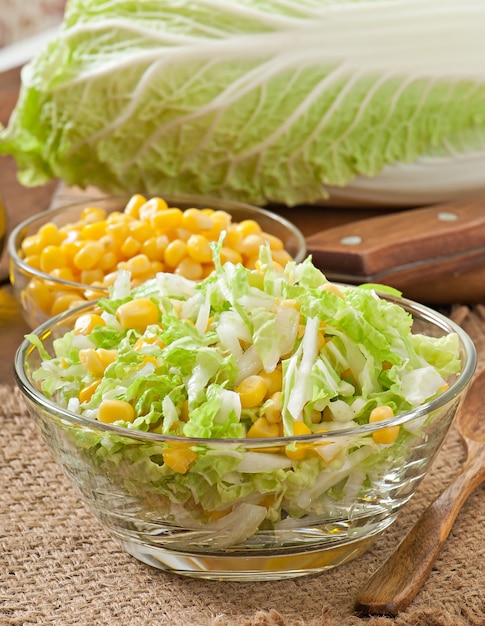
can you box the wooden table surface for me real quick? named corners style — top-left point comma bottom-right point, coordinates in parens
top-left (0, 64), bottom-right (393, 385)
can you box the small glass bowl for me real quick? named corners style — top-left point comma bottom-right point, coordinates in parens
top-left (14, 295), bottom-right (476, 581)
top-left (8, 194), bottom-right (306, 329)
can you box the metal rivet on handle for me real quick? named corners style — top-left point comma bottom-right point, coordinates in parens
top-left (340, 235), bottom-right (362, 246)
top-left (437, 212), bottom-right (458, 221)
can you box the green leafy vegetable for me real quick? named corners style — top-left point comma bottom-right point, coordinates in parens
top-left (1, 0), bottom-right (485, 206)
top-left (26, 248), bottom-right (464, 543)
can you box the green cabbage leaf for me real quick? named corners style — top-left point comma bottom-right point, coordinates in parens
top-left (1, 0), bottom-right (485, 206)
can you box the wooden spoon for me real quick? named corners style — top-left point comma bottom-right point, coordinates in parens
top-left (355, 366), bottom-right (485, 616)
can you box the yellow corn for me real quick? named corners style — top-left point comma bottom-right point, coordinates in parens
top-left (120, 236), bottom-right (141, 258)
top-left (264, 391), bottom-right (283, 423)
top-left (40, 245), bottom-right (68, 273)
top-left (175, 257), bottom-right (203, 280)
top-left (150, 207), bottom-right (183, 231)
top-left (247, 417), bottom-right (282, 438)
top-left (24, 279), bottom-right (54, 313)
top-left (50, 293), bottom-right (85, 316)
top-left (162, 446), bottom-right (197, 473)
top-left (80, 206), bottom-right (107, 223)
top-left (322, 283), bottom-right (345, 299)
top-left (240, 234), bottom-right (265, 259)
top-left (79, 348), bottom-right (118, 376)
top-left (98, 399), bottom-right (136, 424)
top-left (38, 222), bottom-right (63, 247)
top-left (19, 194), bottom-right (294, 322)
top-left (258, 368), bottom-right (282, 397)
top-left (129, 220), bottom-right (153, 243)
top-left (116, 297), bottom-right (160, 330)
top-left (236, 219), bottom-right (262, 238)
top-left (180, 207), bottom-right (214, 232)
top-left (124, 193), bottom-right (147, 218)
top-left (235, 375), bottom-right (268, 409)
top-left (74, 313), bottom-right (106, 335)
top-left (369, 405), bottom-right (399, 444)
top-left (79, 379), bottom-right (101, 403)
top-left (219, 247), bottom-right (243, 265)
top-left (73, 241), bottom-right (104, 271)
top-left (285, 421), bottom-right (313, 460)
top-left (121, 254), bottom-right (152, 277)
top-left (187, 234), bottom-right (212, 263)
top-left (164, 239), bottom-right (187, 268)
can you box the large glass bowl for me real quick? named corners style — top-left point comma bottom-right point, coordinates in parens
top-left (14, 296), bottom-right (476, 581)
top-left (8, 194), bottom-right (306, 329)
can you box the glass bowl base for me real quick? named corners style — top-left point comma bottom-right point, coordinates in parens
top-left (119, 533), bottom-right (382, 581)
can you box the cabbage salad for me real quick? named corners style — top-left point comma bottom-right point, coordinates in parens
top-left (28, 246), bottom-right (461, 542)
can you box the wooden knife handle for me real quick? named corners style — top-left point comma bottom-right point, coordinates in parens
top-left (354, 451), bottom-right (485, 616)
top-left (306, 197), bottom-right (485, 287)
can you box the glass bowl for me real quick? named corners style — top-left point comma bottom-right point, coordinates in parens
top-left (8, 194), bottom-right (306, 329)
top-left (14, 293), bottom-right (476, 581)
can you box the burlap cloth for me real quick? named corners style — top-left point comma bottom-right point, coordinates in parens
top-left (2, 305), bottom-right (485, 626)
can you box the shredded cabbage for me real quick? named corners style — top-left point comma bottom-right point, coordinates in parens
top-left (2, 0), bottom-right (485, 206)
top-left (26, 248), bottom-right (463, 544)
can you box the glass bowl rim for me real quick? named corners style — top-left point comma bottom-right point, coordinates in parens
top-left (8, 193), bottom-right (307, 291)
top-left (14, 292), bottom-right (477, 446)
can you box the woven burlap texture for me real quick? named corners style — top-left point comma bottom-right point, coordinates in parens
top-left (1, 305), bottom-right (485, 626)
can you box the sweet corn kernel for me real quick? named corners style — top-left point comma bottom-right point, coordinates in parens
top-left (258, 368), bottom-right (283, 397)
top-left (73, 241), bottom-right (104, 271)
top-left (50, 293), bottom-right (85, 316)
top-left (175, 257), bottom-right (203, 280)
top-left (23, 254), bottom-right (41, 270)
top-left (129, 220), bottom-right (153, 243)
top-left (271, 249), bottom-right (293, 267)
top-left (369, 405), bottom-right (399, 444)
top-left (262, 233), bottom-right (284, 251)
top-left (224, 227), bottom-right (244, 252)
top-left (219, 246), bottom-right (243, 265)
top-left (116, 297), bottom-right (160, 330)
top-left (285, 421), bottom-right (313, 460)
top-left (247, 417), bottom-right (281, 438)
top-left (235, 375), bottom-right (267, 409)
top-left (40, 245), bottom-right (68, 273)
top-left (180, 208), bottom-right (213, 232)
top-left (21, 235), bottom-right (42, 257)
top-left (80, 268), bottom-right (105, 285)
top-left (322, 283), bottom-right (345, 299)
top-left (162, 446), bottom-right (197, 473)
top-left (38, 223), bottom-right (62, 246)
top-left (187, 234), bottom-right (212, 263)
top-left (81, 220), bottom-right (106, 241)
top-left (106, 220), bottom-right (130, 243)
top-left (120, 236), bottom-right (141, 258)
top-left (150, 207), bottom-right (183, 232)
top-left (236, 219), bottom-right (262, 238)
top-left (49, 267), bottom-right (76, 282)
top-left (139, 197), bottom-right (169, 221)
top-left (80, 206), bottom-right (107, 223)
top-left (240, 234), bottom-right (265, 259)
top-left (98, 399), bottom-right (135, 424)
top-left (74, 313), bottom-right (106, 335)
top-left (79, 379), bottom-right (101, 403)
top-left (164, 239), bottom-right (187, 268)
top-left (123, 254), bottom-right (151, 277)
top-left (124, 194), bottom-right (148, 218)
top-left (25, 279), bottom-right (54, 313)
top-left (79, 348), bottom-right (117, 376)
top-left (264, 391), bottom-right (283, 423)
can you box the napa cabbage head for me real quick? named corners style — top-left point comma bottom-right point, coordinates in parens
top-left (1, 0), bottom-right (485, 206)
